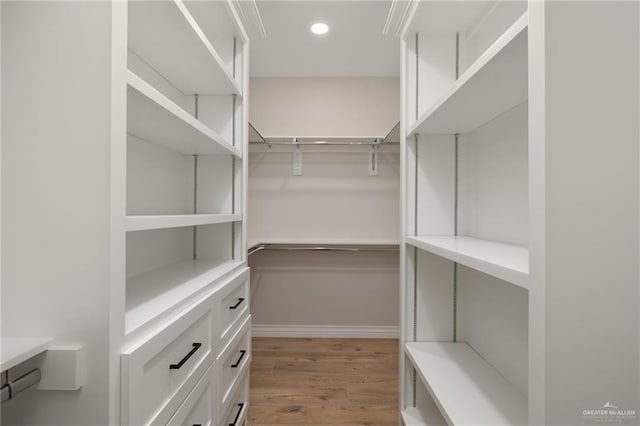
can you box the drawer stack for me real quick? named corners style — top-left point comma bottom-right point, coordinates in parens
top-left (121, 268), bottom-right (251, 426)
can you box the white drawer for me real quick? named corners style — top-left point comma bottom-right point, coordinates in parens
top-left (216, 315), bottom-right (251, 418)
top-left (216, 269), bottom-right (249, 349)
top-left (121, 295), bottom-right (215, 425)
top-left (220, 372), bottom-right (249, 426)
top-left (167, 363), bottom-right (215, 426)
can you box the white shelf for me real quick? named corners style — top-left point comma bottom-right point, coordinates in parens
top-left (126, 213), bottom-right (241, 232)
top-left (405, 342), bottom-right (527, 425)
top-left (1, 337), bottom-right (52, 371)
top-left (126, 259), bottom-right (244, 334)
top-left (408, 12), bottom-right (528, 135)
top-left (406, 235), bottom-right (528, 289)
top-left (128, 0), bottom-right (240, 96)
top-left (402, 407), bottom-right (447, 425)
top-left (127, 71), bottom-right (240, 157)
top-left (402, 408), bottom-right (426, 425)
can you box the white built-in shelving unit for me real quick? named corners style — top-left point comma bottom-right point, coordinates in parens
top-left (123, 0), bottom-right (248, 336)
top-left (119, 1), bottom-right (252, 425)
top-left (1, 0), bottom-right (253, 424)
top-left (398, 1), bottom-right (640, 424)
top-left (400, 0), bottom-right (530, 424)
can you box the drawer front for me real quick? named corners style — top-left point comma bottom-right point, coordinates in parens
top-left (167, 363), bottom-right (215, 426)
top-left (220, 372), bottom-right (249, 426)
top-left (216, 315), bottom-right (251, 417)
top-left (216, 269), bottom-right (249, 349)
top-left (122, 295), bottom-right (215, 425)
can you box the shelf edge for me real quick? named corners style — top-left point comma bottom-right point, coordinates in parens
top-left (407, 11), bottom-right (529, 137)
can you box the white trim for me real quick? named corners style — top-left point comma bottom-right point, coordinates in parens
top-left (252, 325), bottom-right (399, 339)
top-left (233, 0), bottom-right (266, 40)
top-left (384, 0), bottom-right (416, 37)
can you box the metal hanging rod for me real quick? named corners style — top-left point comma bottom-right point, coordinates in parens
top-left (1, 369), bottom-right (41, 404)
top-left (248, 243), bottom-right (399, 256)
top-left (248, 122), bottom-right (401, 147)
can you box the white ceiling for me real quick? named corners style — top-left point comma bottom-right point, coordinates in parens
top-left (249, 1), bottom-right (399, 77)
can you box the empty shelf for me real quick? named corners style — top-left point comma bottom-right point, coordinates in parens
top-left (126, 214), bottom-right (241, 232)
top-left (405, 342), bottom-right (527, 425)
top-left (402, 406), bottom-right (447, 425)
top-left (128, 0), bottom-right (240, 96)
top-left (1, 337), bottom-right (52, 371)
top-left (406, 235), bottom-right (528, 289)
top-left (408, 12), bottom-right (528, 135)
top-left (127, 71), bottom-right (240, 157)
top-left (126, 259), bottom-right (244, 334)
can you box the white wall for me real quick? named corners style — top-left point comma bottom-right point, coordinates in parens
top-left (250, 77), bottom-right (399, 137)
top-left (248, 77), bottom-right (400, 337)
top-left (2, 2), bottom-right (115, 424)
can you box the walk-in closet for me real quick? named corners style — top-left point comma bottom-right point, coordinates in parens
top-left (1, 1), bottom-right (639, 425)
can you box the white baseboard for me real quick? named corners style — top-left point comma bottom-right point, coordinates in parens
top-left (251, 324), bottom-right (399, 339)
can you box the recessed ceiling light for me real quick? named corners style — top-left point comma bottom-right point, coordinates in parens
top-left (310, 22), bottom-right (329, 35)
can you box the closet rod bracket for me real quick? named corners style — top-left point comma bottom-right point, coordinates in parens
top-left (369, 139), bottom-right (382, 176)
top-left (293, 140), bottom-right (303, 176)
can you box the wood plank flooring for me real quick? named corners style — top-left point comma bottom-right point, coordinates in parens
top-left (248, 337), bottom-right (399, 426)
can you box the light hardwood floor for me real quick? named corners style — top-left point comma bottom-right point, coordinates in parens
top-left (247, 337), bottom-right (399, 426)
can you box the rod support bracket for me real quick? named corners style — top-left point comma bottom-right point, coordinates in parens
top-left (293, 139), bottom-right (302, 175)
top-left (369, 142), bottom-right (379, 176)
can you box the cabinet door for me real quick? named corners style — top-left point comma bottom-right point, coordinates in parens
top-left (216, 316), bottom-right (251, 420)
top-left (167, 363), bottom-right (216, 426)
top-left (220, 372), bottom-right (249, 426)
top-left (215, 269), bottom-right (250, 349)
top-left (121, 294), bottom-right (215, 425)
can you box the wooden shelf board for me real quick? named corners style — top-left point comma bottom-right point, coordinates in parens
top-left (126, 259), bottom-right (244, 334)
top-left (1, 337), bottom-right (53, 371)
top-left (127, 71), bottom-right (240, 157)
top-left (408, 12), bottom-right (528, 135)
top-left (128, 0), bottom-right (240, 96)
top-left (405, 342), bottom-right (527, 425)
top-left (406, 235), bottom-right (528, 289)
top-left (126, 213), bottom-right (241, 232)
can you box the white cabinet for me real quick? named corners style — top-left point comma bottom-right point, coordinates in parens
top-left (121, 269), bottom-right (251, 426)
top-left (216, 315), bottom-right (251, 420)
top-left (167, 364), bottom-right (216, 426)
top-left (121, 294), bottom-right (215, 425)
top-left (399, 1), bottom-right (640, 424)
top-left (221, 372), bottom-right (249, 426)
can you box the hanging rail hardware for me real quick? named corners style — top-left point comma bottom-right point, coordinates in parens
top-left (248, 243), bottom-right (399, 256)
top-left (248, 122), bottom-right (400, 147)
top-left (1, 368), bottom-right (42, 404)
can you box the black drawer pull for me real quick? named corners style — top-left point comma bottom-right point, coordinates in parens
top-left (229, 403), bottom-right (245, 426)
top-left (229, 298), bottom-right (245, 310)
top-left (170, 343), bottom-right (202, 370)
top-left (230, 350), bottom-right (246, 368)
